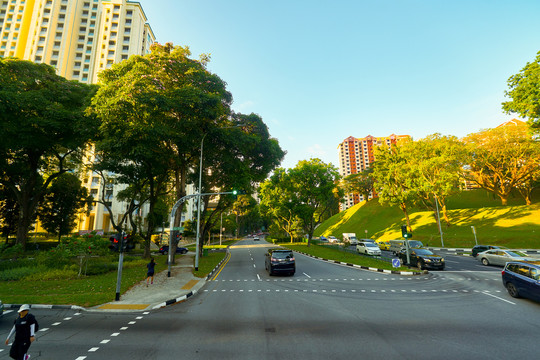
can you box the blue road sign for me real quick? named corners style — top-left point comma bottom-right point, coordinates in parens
top-left (392, 259), bottom-right (401, 268)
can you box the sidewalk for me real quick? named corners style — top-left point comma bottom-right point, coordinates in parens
top-left (90, 252), bottom-right (206, 312)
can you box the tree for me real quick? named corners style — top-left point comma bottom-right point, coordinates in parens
top-left (38, 173), bottom-right (92, 241)
top-left (289, 159), bottom-right (342, 245)
top-left (502, 50), bottom-right (540, 130)
top-left (341, 169), bottom-right (374, 202)
top-left (372, 142), bottom-right (417, 231)
top-left (259, 160), bottom-right (341, 244)
top-left (0, 185), bottom-right (19, 243)
top-left (405, 134), bottom-right (464, 226)
top-left (0, 59), bottom-right (98, 247)
top-left (260, 169), bottom-right (300, 243)
top-left (462, 125), bottom-right (540, 205)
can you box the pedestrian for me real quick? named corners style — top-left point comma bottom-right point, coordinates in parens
top-left (5, 304), bottom-right (37, 360)
top-left (146, 258), bottom-right (156, 286)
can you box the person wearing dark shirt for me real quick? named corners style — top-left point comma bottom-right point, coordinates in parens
top-left (146, 258), bottom-right (156, 286)
top-left (5, 304), bottom-right (37, 360)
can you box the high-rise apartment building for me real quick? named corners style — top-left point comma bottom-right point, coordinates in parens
top-left (0, 0), bottom-right (155, 84)
top-left (338, 134), bottom-right (411, 211)
top-left (1, 0), bottom-right (158, 233)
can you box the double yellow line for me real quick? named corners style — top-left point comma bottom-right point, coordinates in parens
top-left (209, 251), bottom-right (231, 281)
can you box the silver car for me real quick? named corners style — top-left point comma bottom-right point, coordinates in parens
top-left (356, 242), bottom-right (382, 256)
top-left (478, 249), bottom-right (540, 267)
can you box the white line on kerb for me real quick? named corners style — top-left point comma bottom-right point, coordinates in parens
top-left (482, 291), bottom-right (515, 304)
top-left (257, 274), bottom-right (261, 281)
top-left (303, 272), bottom-right (311, 278)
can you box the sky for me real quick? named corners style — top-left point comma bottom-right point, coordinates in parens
top-left (139, 0), bottom-right (540, 169)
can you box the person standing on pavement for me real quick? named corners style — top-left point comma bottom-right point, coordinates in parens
top-left (5, 304), bottom-right (37, 360)
top-left (146, 258), bottom-right (156, 286)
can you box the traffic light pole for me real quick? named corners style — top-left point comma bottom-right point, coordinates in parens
top-left (167, 191), bottom-right (239, 276)
top-left (114, 231), bottom-right (124, 301)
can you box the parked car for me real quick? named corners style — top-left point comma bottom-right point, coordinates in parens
top-left (472, 245), bottom-right (507, 258)
top-left (158, 245), bottom-right (188, 255)
top-left (318, 236), bottom-right (329, 243)
top-left (327, 236), bottom-right (339, 243)
top-left (502, 261), bottom-right (540, 302)
top-left (477, 249), bottom-right (540, 267)
top-left (265, 249), bottom-right (295, 276)
top-left (253, 236), bottom-right (260, 241)
top-left (356, 242), bottom-right (382, 256)
top-left (399, 248), bottom-right (445, 270)
top-left (376, 239), bottom-right (391, 251)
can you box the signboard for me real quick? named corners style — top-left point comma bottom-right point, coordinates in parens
top-left (172, 227), bottom-right (184, 231)
top-left (392, 259), bottom-right (401, 268)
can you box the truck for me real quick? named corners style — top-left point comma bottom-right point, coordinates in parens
top-left (343, 233), bottom-right (359, 245)
top-left (389, 239), bottom-right (424, 255)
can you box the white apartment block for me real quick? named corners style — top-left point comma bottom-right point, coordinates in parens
top-left (338, 134), bottom-right (411, 211)
top-left (1, 0), bottom-right (167, 233)
top-left (0, 0), bottom-right (155, 84)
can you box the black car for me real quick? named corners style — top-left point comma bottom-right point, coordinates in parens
top-left (502, 261), bottom-right (540, 302)
top-left (472, 245), bottom-right (507, 258)
top-left (159, 245), bottom-right (188, 255)
top-left (399, 248), bottom-right (445, 270)
top-left (265, 249), bottom-right (295, 276)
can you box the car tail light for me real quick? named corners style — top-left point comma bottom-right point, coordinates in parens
top-left (501, 270), bottom-right (505, 275)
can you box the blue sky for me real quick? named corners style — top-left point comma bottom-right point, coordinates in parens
top-left (140, 0), bottom-right (540, 169)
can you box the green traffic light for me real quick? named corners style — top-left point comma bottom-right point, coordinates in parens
top-left (232, 190), bottom-right (238, 195)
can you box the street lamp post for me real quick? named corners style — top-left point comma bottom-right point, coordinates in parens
top-left (194, 133), bottom-right (208, 271)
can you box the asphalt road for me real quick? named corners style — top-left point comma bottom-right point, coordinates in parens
top-left (1, 238), bottom-right (538, 360)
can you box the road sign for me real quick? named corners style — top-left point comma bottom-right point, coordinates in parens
top-left (172, 227), bottom-right (184, 231)
top-left (392, 259), bottom-right (401, 268)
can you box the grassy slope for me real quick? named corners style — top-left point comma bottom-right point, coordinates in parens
top-left (315, 189), bottom-right (540, 249)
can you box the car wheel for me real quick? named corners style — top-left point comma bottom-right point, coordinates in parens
top-left (417, 261), bottom-right (423, 270)
top-left (163, 250), bottom-right (168, 255)
top-left (481, 258), bottom-right (490, 266)
top-left (181, 249), bottom-right (187, 254)
top-left (506, 282), bottom-right (520, 298)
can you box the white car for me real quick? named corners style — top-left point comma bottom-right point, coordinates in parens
top-left (356, 242), bottom-right (382, 256)
top-left (327, 236), bottom-right (339, 243)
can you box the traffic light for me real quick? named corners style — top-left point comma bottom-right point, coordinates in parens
top-left (401, 225), bottom-right (412, 239)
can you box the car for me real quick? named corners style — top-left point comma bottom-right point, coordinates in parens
top-left (399, 248), bottom-right (445, 270)
top-left (376, 240), bottom-right (391, 251)
top-left (356, 242), bottom-right (382, 256)
top-left (502, 261), bottom-right (540, 302)
top-left (265, 249), bottom-right (295, 276)
top-left (318, 236), bottom-right (329, 243)
top-left (477, 249), bottom-right (540, 267)
top-left (0, 299), bottom-right (4, 318)
top-left (254, 236), bottom-right (260, 241)
top-left (158, 245), bottom-right (188, 255)
top-left (472, 245), bottom-right (507, 257)
top-left (327, 236), bottom-right (339, 243)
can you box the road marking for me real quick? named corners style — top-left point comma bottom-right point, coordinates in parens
top-left (100, 339), bottom-right (110, 344)
top-left (52, 322), bottom-right (61, 326)
top-left (128, 321), bottom-right (136, 324)
top-left (88, 347), bottom-right (99, 352)
top-left (111, 333), bottom-right (120, 337)
top-left (303, 272), bottom-right (311, 278)
top-left (136, 316), bottom-right (143, 319)
top-left (75, 357), bottom-right (87, 360)
top-left (482, 291), bottom-right (516, 304)
top-left (120, 327), bottom-right (128, 330)
top-left (64, 317), bottom-right (72, 320)
top-left (40, 328), bottom-right (49, 332)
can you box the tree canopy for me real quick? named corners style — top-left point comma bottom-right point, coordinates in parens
top-left (0, 59), bottom-right (98, 247)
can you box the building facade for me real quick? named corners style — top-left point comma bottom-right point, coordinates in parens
top-left (1, 0), bottom-right (163, 233)
top-left (0, 0), bottom-right (155, 84)
top-left (338, 134), bottom-right (411, 211)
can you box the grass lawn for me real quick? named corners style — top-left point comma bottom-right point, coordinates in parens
top-left (1, 249), bottom-right (228, 307)
top-left (283, 243), bottom-right (417, 273)
top-left (315, 189), bottom-right (540, 249)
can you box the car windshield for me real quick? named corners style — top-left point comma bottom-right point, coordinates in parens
top-left (365, 243), bottom-right (378, 247)
top-left (409, 241), bottom-right (423, 248)
top-left (414, 249), bottom-right (434, 255)
top-left (507, 251), bottom-right (528, 257)
top-left (272, 251), bottom-right (293, 259)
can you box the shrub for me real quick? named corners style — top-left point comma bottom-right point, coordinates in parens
top-left (24, 268), bottom-right (78, 281)
top-left (0, 244), bottom-right (25, 259)
top-left (0, 266), bottom-right (42, 281)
